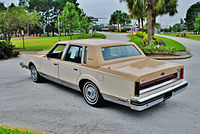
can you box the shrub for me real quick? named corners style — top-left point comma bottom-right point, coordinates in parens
top-left (0, 41), bottom-right (19, 59)
top-left (138, 44), bottom-right (176, 55)
top-left (181, 32), bottom-right (187, 37)
top-left (135, 32), bottom-right (176, 55)
top-left (136, 31), bottom-right (147, 39)
top-left (108, 26), bottom-right (116, 32)
top-left (164, 28), bottom-right (170, 33)
top-left (140, 36), bottom-right (166, 47)
top-left (120, 29), bottom-right (127, 32)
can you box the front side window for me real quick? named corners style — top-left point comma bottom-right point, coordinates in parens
top-left (101, 45), bottom-right (141, 61)
top-left (65, 45), bottom-right (82, 63)
top-left (47, 44), bottom-right (66, 59)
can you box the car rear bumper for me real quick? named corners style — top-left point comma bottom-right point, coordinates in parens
top-left (130, 80), bottom-right (188, 111)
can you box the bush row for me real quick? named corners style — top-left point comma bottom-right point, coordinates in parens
top-left (138, 44), bottom-right (176, 55)
top-left (0, 41), bottom-right (19, 59)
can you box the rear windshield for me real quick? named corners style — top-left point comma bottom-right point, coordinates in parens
top-left (101, 45), bottom-right (141, 61)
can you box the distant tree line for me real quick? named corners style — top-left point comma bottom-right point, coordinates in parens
top-left (185, 1), bottom-right (200, 33)
top-left (0, 0), bottom-right (91, 42)
top-left (162, 1), bottom-right (200, 34)
top-left (0, 3), bottom-right (40, 42)
top-left (18, 0), bottom-right (90, 37)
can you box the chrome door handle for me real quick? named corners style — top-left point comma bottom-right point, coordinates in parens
top-left (53, 62), bottom-right (59, 65)
top-left (73, 68), bottom-right (78, 71)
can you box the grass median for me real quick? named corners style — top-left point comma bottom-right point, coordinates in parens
top-left (11, 33), bottom-right (106, 51)
top-left (159, 33), bottom-right (200, 41)
top-left (129, 34), bottom-right (186, 51)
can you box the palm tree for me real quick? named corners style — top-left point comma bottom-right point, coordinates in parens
top-left (109, 10), bottom-right (131, 32)
top-left (152, 0), bottom-right (178, 35)
top-left (121, 0), bottom-right (152, 45)
top-left (121, 0), bottom-right (178, 45)
top-left (127, 0), bottom-right (146, 31)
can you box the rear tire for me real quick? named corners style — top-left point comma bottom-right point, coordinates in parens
top-left (82, 81), bottom-right (104, 107)
top-left (30, 65), bottom-right (43, 83)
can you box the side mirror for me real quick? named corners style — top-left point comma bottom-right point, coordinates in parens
top-left (46, 53), bottom-right (50, 58)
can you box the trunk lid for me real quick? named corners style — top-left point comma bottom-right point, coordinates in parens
top-left (102, 58), bottom-right (182, 83)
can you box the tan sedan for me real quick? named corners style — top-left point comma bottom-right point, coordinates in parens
top-left (20, 39), bottom-right (188, 111)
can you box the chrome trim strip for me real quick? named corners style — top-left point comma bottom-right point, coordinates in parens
top-left (136, 80), bottom-right (187, 103)
top-left (40, 73), bottom-right (81, 91)
top-left (139, 79), bottom-right (177, 94)
top-left (20, 62), bottom-right (28, 69)
top-left (130, 98), bottom-right (164, 111)
top-left (101, 93), bottom-right (129, 107)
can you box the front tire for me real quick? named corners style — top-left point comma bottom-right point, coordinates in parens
top-left (30, 65), bottom-right (42, 83)
top-left (82, 81), bottom-right (104, 107)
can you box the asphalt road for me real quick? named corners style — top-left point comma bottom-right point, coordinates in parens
top-left (0, 32), bottom-right (200, 134)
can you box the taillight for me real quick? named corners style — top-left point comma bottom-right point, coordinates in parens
top-left (180, 68), bottom-right (184, 79)
top-left (140, 73), bottom-right (177, 89)
top-left (135, 82), bottom-right (140, 96)
top-left (135, 73), bottom-right (178, 96)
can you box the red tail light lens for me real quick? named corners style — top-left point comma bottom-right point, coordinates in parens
top-left (180, 68), bottom-right (184, 79)
top-left (140, 73), bottom-right (177, 89)
top-left (135, 73), bottom-right (178, 96)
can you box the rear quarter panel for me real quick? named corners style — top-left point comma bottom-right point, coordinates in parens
top-left (78, 66), bottom-right (134, 101)
top-left (21, 54), bottom-right (42, 71)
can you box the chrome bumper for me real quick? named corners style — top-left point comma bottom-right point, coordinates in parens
top-left (20, 62), bottom-right (28, 69)
top-left (130, 80), bottom-right (188, 111)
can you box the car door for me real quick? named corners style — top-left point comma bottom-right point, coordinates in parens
top-left (40, 44), bottom-right (66, 78)
top-left (59, 45), bottom-right (83, 85)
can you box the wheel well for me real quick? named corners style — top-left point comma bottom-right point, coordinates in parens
top-left (79, 79), bottom-right (90, 92)
top-left (28, 62), bottom-right (34, 69)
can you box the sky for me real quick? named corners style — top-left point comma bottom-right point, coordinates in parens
top-left (1, 0), bottom-right (200, 27)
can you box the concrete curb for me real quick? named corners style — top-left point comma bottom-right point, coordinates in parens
top-left (149, 54), bottom-right (192, 60)
top-left (149, 50), bottom-right (192, 60)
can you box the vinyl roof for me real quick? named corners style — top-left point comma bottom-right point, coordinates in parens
top-left (57, 39), bottom-right (133, 47)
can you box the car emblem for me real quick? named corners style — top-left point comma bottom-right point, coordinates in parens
top-left (161, 72), bottom-right (165, 75)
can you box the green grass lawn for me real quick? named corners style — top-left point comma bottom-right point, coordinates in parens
top-left (11, 33), bottom-right (106, 51)
top-left (159, 33), bottom-right (200, 41)
top-left (129, 34), bottom-right (186, 51)
top-left (0, 126), bottom-right (40, 134)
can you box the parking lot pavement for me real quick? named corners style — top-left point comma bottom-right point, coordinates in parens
top-left (0, 33), bottom-right (200, 134)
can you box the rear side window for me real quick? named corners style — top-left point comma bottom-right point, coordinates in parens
top-left (83, 47), bottom-right (88, 64)
top-left (65, 45), bottom-right (83, 63)
top-left (101, 45), bottom-right (141, 61)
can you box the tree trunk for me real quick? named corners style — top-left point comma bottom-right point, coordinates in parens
top-left (141, 17), bottom-right (144, 32)
top-left (47, 29), bottom-right (49, 37)
top-left (39, 27), bottom-right (42, 37)
top-left (118, 24), bottom-right (119, 32)
top-left (8, 36), bottom-right (11, 43)
top-left (28, 26), bottom-right (31, 36)
top-left (147, 3), bottom-right (152, 45)
top-left (138, 19), bottom-right (141, 31)
top-left (52, 30), bottom-right (55, 36)
top-left (152, 12), bottom-right (156, 36)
